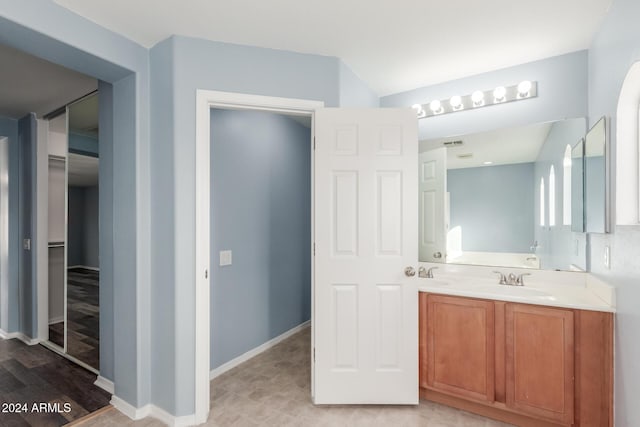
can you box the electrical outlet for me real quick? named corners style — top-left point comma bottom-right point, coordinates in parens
top-left (219, 250), bottom-right (232, 266)
top-left (23, 238), bottom-right (31, 251)
top-left (604, 246), bottom-right (611, 269)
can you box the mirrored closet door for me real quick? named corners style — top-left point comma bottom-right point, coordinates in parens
top-left (44, 93), bottom-right (100, 373)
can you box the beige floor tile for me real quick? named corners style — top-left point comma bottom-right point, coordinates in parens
top-left (77, 327), bottom-right (513, 427)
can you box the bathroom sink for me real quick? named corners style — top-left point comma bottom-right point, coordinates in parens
top-left (473, 285), bottom-right (553, 298)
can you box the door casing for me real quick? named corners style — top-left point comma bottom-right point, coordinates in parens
top-left (194, 90), bottom-right (323, 424)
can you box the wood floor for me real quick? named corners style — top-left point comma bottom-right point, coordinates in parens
top-left (48, 268), bottom-right (100, 370)
top-left (78, 327), bottom-right (513, 426)
top-left (0, 337), bottom-right (110, 426)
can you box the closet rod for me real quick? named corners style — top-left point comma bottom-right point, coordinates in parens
top-left (48, 243), bottom-right (65, 248)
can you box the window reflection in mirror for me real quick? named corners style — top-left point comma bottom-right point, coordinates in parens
top-left (420, 118), bottom-right (587, 272)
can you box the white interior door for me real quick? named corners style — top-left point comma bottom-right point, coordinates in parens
top-left (418, 148), bottom-right (447, 262)
top-left (314, 108), bottom-right (418, 404)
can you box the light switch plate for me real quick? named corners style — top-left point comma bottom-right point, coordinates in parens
top-left (219, 250), bottom-right (232, 266)
top-left (604, 245), bottom-right (610, 269)
top-left (23, 238), bottom-right (31, 251)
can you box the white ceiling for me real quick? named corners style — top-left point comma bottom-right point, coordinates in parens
top-left (54, 0), bottom-right (612, 96)
top-left (421, 121), bottom-right (553, 169)
top-left (0, 43), bottom-right (97, 119)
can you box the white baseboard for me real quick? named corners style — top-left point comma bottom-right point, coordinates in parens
top-left (48, 316), bottom-right (64, 325)
top-left (94, 376), bottom-right (114, 394)
top-left (0, 329), bottom-right (40, 345)
top-left (210, 320), bottom-right (310, 380)
top-left (111, 395), bottom-right (196, 427)
top-left (110, 395), bottom-right (151, 420)
top-left (68, 265), bottom-right (100, 271)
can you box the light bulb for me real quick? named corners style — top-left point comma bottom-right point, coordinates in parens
top-left (493, 86), bottom-right (506, 102)
top-left (429, 99), bottom-right (442, 114)
top-left (450, 95), bottom-right (463, 110)
top-left (518, 80), bottom-right (532, 97)
top-left (412, 103), bottom-right (425, 116)
top-left (471, 90), bottom-right (484, 106)
top-left (483, 161), bottom-right (493, 165)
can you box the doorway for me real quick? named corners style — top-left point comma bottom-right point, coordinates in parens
top-left (209, 107), bottom-right (312, 369)
top-left (194, 90), bottom-right (323, 423)
top-left (44, 91), bottom-right (101, 373)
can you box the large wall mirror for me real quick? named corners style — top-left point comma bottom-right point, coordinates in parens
top-left (419, 118), bottom-right (588, 272)
top-left (584, 116), bottom-right (609, 233)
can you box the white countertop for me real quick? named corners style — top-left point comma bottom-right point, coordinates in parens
top-left (416, 268), bottom-right (616, 313)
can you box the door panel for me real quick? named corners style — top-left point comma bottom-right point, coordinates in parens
top-left (419, 148), bottom-right (446, 262)
top-left (314, 108), bottom-right (418, 404)
top-left (505, 304), bottom-right (574, 425)
top-left (426, 294), bottom-right (495, 402)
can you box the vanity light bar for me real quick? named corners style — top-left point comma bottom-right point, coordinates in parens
top-left (412, 81), bottom-right (538, 118)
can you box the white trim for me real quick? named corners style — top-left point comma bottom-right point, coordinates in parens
top-left (110, 396), bottom-right (197, 427)
top-left (94, 376), bottom-right (114, 394)
top-left (149, 405), bottom-right (197, 427)
top-left (616, 61), bottom-right (640, 225)
top-left (36, 120), bottom-right (49, 341)
top-left (195, 90), bottom-right (323, 424)
top-left (67, 265), bottom-right (100, 271)
top-left (210, 321), bottom-right (310, 380)
top-left (110, 395), bottom-right (151, 420)
top-left (0, 136), bottom-right (8, 333)
top-left (0, 329), bottom-right (40, 345)
top-left (48, 316), bottom-right (64, 325)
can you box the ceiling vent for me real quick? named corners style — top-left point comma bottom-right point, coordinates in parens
top-left (456, 153), bottom-right (473, 159)
top-left (442, 140), bottom-right (463, 146)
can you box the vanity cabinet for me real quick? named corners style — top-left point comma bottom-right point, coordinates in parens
top-left (419, 293), bottom-right (613, 427)
top-left (505, 304), bottom-right (574, 425)
top-left (426, 295), bottom-right (495, 402)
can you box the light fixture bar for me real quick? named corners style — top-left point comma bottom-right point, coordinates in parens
top-left (413, 81), bottom-right (538, 118)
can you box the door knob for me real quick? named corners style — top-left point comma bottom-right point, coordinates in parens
top-left (433, 252), bottom-right (442, 259)
top-left (404, 266), bottom-right (416, 277)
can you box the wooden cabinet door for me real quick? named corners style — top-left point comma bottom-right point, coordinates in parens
top-left (505, 304), bottom-right (574, 425)
top-left (426, 294), bottom-right (495, 402)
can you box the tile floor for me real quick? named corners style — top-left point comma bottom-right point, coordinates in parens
top-left (79, 326), bottom-right (512, 426)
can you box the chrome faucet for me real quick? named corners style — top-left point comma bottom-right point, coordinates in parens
top-left (419, 266), bottom-right (438, 278)
top-left (493, 271), bottom-right (531, 286)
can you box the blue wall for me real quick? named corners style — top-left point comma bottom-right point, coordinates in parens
top-left (149, 36), bottom-right (347, 415)
top-left (381, 51), bottom-right (588, 141)
top-left (210, 109), bottom-right (311, 369)
top-left (534, 119), bottom-right (587, 271)
top-left (68, 185), bottom-right (99, 269)
top-left (587, 0), bottom-right (640, 424)
top-left (68, 186), bottom-right (85, 267)
top-left (339, 62), bottom-right (379, 107)
top-left (0, 0), bottom-right (151, 409)
top-left (0, 116), bottom-right (19, 333)
top-left (69, 132), bottom-right (98, 157)
top-left (448, 163), bottom-right (535, 253)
